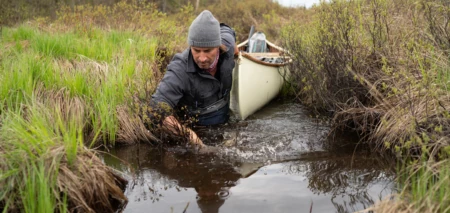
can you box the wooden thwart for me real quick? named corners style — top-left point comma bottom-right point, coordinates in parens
top-left (245, 52), bottom-right (282, 57)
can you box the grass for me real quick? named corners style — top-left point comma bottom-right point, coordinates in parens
top-left (1, 23), bottom-right (165, 144)
top-left (362, 159), bottom-right (450, 213)
top-left (283, 0), bottom-right (450, 154)
top-left (0, 100), bottom-right (68, 212)
top-left (0, 17), bottom-right (164, 211)
top-left (21, 160), bottom-right (58, 213)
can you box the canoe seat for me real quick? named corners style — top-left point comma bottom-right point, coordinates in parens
top-left (249, 32), bottom-right (267, 53)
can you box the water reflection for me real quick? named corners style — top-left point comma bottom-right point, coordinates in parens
top-left (104, 145), bottom-right (263, 213)
top-left (278, 151), bottom-right (395, 213)
top-left (103, 144), bottom-right (395, 213)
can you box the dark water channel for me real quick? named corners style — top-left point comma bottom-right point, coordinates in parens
top-left (103, 102), bottom-right (396, 213)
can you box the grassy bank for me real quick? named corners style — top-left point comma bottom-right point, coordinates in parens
top-left (0, 25), bottom-right (155, 211)
top-left (282, 0), bottom-right (450, 211)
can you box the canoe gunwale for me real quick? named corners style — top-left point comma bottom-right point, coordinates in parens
top-left (240, 52), bottom-right (291, 67)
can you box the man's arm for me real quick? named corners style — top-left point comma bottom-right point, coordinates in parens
top-left (150, 54), bottom-right (205, 147)
top-left (220, 23), bottom-right (237, 55)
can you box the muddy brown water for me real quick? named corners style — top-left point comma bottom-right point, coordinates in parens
top-left (103, 101), bottom-right (396, 213)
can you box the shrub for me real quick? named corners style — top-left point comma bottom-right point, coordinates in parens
top-left (283, 0), bottom-right (450, 156)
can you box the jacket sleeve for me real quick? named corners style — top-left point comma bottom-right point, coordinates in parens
top-left (220, 23), bottom-right (236, 56)
top-left (148, 57), bottom-right (186, 123)
top-left (151, 69), bottom-right (185, 108)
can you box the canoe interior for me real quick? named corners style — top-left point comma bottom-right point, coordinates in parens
top-left (237, 39), bottom-right (292, 66)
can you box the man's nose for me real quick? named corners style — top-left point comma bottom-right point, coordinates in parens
top-left (199, 54), bottom-right (208, 62)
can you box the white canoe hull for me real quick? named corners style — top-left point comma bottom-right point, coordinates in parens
top-left (230, 52), bottom-right (289, 120)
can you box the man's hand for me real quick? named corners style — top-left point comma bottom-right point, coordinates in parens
top-left (163, 116), bottom-right (205, 147)
top-left (188, 129), bottom-right (205, 148)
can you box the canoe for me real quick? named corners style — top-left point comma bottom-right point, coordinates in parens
top-left (230, 34), bottom-right (292, 120)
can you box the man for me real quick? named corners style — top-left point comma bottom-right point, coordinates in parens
top-left (150, 10), bottom-right (237, 148)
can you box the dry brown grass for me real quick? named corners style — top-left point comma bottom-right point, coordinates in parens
top-left (36, 88), bottom-right (128, 212)
top-left (205, 0), bottom-right (308, 43)
top-left (51, 57), bottom-right (163, 146)
top-left (359, 193), bottom-right (448, 213)
top-left (116, 106), bottom-right (160, 144)
top-left (34, 86), bottom-right (86, 125)
top-left (357, 195), bottom-right (419, 213)
top-left (373, 90), bottom-right (450, 154)
top-left (0, 139), bottom-right (128, 213)
top-left (53, 146), bottom-right (128, 213)
top-left (0, 87), bottom-right (128, 212)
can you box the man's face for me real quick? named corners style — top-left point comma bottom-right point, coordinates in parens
top-left (191, 46), bottom-right (219, 69)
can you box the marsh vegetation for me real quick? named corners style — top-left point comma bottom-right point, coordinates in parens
top-left (0, 0), bottom-right (450, 212)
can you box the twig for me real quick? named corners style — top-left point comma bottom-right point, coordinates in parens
top-left (182, 202), bottom-right (190, 213)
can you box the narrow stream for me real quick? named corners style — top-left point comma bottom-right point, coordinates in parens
top-left (103, 101), bottom-right (396, 213)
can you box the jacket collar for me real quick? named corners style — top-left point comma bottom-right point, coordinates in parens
top-left (186, 48), bottom-right (197, 73)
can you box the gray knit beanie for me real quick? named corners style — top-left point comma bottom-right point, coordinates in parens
top-left (188, 10), bottom-right (221, 47)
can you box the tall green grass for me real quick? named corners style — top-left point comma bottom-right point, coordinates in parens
top-left (0, 21), bottom-right (161, 211)
top-left (32, 33), bottom-right (76, 59)
top-left (21, 161), bottom-right (59, 213)
top-left (392, 159), bottom-right (450, 212)
top-left (0, 100), bottom-right (70, 212)
top-left (1, 24), bottom-right (161, 145)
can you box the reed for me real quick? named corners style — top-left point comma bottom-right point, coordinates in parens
top-left (21, 160), bottom-right (59, 213)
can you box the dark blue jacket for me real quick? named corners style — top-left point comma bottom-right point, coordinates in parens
top-left (151, 24), bottom-right (236, 126)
